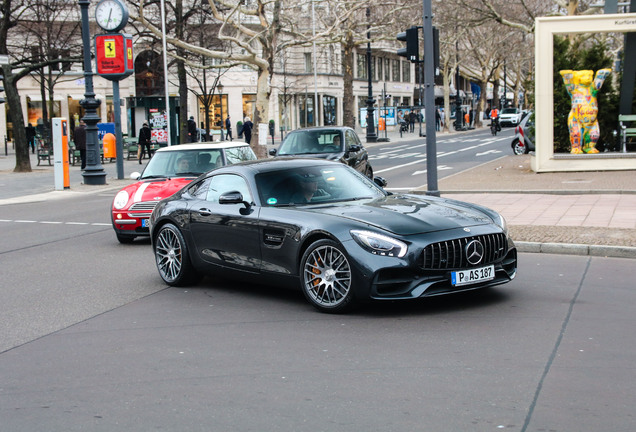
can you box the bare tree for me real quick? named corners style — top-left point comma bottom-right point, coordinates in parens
top-left (1, 0), bottom-right (82, 172)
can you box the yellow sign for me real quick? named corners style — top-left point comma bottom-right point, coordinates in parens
top-left (127, 47), bottom-right (132, 60)
top-left (104, 39), bottom-right (116, 58)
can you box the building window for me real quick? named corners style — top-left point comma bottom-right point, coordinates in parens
top-left (392, 59), bottom-right (400, 82)
top-left (377, 58), bottom-right (383, 81)
top-left (402, 61), bottom-right (410, 82)
top-left (299, 94), bottom-right (316, 127)
top-left (304, 53), bottom-right (312, 73)
top-left (371, 56), bottom-right (376, 80)
top-left (323, 96), bottom-right (337, 125)
top-left (356, 54), bottom-right (367, 80)
top-left (385, 58), bottom-right (391, 81)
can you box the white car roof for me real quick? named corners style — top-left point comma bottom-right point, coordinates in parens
top-left (155, 142), bottom-right (250, 153)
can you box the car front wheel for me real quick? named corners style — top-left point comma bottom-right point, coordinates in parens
top-left (512, 139), bottom-right (527, 155)
top-left (300, 239), bottom-right (355, 313)
top-left (154, 223), bottom-right (200, 286)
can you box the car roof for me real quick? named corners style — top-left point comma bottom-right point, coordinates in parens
top-left (208, 157), bottom-right (344, 176)
top-left (286, 126), bottom-right (352, 133)
top-left (155, 142), bottom-right (250, 153)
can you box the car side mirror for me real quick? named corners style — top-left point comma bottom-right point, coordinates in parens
top-left (349, 144), bottom-right (361, 153)
top-left (130, 172), bottom-right (141, 180)
top-left (373, 176), bottom-right (388, 188)
top-left (269, 148), bottom-right (277, 156)
top-left (219, 190), bottom-right (253, 214)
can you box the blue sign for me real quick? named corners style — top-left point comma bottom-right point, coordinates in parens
top-left (97, 122), bottom-right (115, 140)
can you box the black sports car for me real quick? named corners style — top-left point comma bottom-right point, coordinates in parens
top-left (149, 159), bottom-right (517, 313)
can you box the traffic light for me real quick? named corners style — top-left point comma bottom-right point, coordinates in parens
top-left (397, 27), bottom-right (419, 63)
top-left (0, 74), bottom-right (5, 104)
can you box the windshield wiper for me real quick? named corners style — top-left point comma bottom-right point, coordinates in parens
top-left (174, 172), bottom-right (201, 176)
top-left (141, 175), bottom-right (168, 180)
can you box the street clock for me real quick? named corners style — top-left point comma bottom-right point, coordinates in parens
top-left (94, 0), bottom-right (129, 33)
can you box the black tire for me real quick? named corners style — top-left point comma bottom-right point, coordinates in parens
top-left (491, 123), bottom-right (497, 136)
top-left (300, 239), bottom-right (355, 313)
top-left (154, 223), bottom-right (200, 286)
top-left (116, 233), bottom-right (135, 244)
top-left (512, 139), bottom-right (526, 155)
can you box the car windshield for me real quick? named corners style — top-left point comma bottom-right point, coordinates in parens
top-left (277, 130), bottom-right (344, 155)
top-left (256, 164), bottom-right (385, 206)
top-left (140, 146), bottom-right (256, 179)
top-left (141, 149), bottom-right (223, 179)
top-left (502, 108), bottom-right (518, 114)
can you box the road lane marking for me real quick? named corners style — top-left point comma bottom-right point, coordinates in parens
top-left (0, 219), bottom-right (110, 227)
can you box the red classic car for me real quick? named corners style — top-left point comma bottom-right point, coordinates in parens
top-left (111, 142), bottom-right (257, 243)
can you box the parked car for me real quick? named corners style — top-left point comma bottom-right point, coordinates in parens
top-left (149, 158), bottom-right (517, 313)
top-left (111, 142), bottom-right (257, 243)
top-left (499, 108), bottom-right (523, 127)
top-left (269, 126), bottom-right (374, 178)
top-left (511, 111), bottom-right (535, 155)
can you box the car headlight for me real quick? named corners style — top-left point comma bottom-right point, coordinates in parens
top-left (113, 190), bottom-right (130, 210)
top-left (494, 213), bottom-right (508, 235)
top-left (350, 230), bottom-right (407, 258)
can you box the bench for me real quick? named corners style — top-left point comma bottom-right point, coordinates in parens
top-left (619, 114), bottom-right (636, 153)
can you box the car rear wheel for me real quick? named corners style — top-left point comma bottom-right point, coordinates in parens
top-left (300, 239), bottom-right (355, 313)
top-left (512, 139), bottom-right (526, 155)
top-left (154, 223), bottom-right (200, 286)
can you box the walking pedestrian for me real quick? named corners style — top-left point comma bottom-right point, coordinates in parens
top-left (25, 123), bottom-right (36, 154)
top-left (74, 120), bottom-right (87, 169)
top-left (225, 115), bottom-right (233, 141)
top-left (187, 116), bottom-right (197, 142)
top-left (435, 108), bottom-right (441, 132)
top-left (138, 121), bottom-right (153, 164)
top-left (243, 116), bottom-right (253, 144)
top-left (409, 110), bottom-right (416, 133)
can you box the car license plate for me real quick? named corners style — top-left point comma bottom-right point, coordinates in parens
top-left (141, 219), bottom-right (149, 227)
top-left (451, 265), bottom-right (494, 286)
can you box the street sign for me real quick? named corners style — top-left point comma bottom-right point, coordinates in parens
top-left (95, 33), bottom-right (134, 81)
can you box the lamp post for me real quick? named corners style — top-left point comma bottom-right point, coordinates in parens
top-left (78, 0), bottom-right (106, 185)
top-left (218, 82), bottom-right (224, 141)
top-left (365, 7), bottom-right (377, 143)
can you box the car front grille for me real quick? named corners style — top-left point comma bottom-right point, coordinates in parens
top-left (127, 201), bottom-right (159, 218)
top-left (422, 233), bottom-right (508, 270)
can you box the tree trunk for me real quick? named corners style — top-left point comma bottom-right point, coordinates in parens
top-left (342, 36), bottom-right (355, 129)
top-left (250, 65), bottom-right (270, 158)
top-left (2, 65), bottom-right (31, 172)
top-left (477, 81), bottom-right (488, 128)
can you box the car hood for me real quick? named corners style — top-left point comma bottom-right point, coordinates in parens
top-left (119, 177), bottom-right (195, 207)
top-left (306, 194), bottom-right (494, 235)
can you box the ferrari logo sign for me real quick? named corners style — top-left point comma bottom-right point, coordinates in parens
top-left (104, 39), bottom-right (116, 58)
top-left (95, 33), bottom-right (134, 81)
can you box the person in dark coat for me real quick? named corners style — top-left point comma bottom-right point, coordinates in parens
top-left (138, 121), bottom-right (153, 164)
top-left (242, 116), bottom-right (253, 144)
top-left (25, 123), bottom-right (37, 154)
top-left (187, 116), bottom-right (197, 142)
top-left (225, 115), bottom-right (233, 141)
top-left (74, 121), bottom-right (87, 169)
top-left (409, 111), bottom-right (416, 133)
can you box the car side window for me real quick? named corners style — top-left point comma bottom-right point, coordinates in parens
top-left (345, 130), bottom-right (360, 151)
top-left (205, 174), bottom-right (252, 204)
top-left (189, 178), bottom-right (211, 200)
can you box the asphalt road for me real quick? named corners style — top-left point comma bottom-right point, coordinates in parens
top-left (367, 127), bottom-right (515, 191)
top-left (1, 192), bottom-right (636, 431)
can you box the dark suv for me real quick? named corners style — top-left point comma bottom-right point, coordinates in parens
top-left (270, 126), bottom-right (374, 178)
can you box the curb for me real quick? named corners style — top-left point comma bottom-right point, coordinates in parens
top-left (516, 241), bottom-right (636, 259)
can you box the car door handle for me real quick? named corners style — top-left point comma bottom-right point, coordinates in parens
top-left (198, 208), bottom-right (212, 216)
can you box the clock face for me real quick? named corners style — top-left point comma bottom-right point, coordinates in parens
top-left (95, 0), bottom-right (128, 32)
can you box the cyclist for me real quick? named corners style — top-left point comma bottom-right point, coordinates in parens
top-left (490, 107), bottom-right (500, 135)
